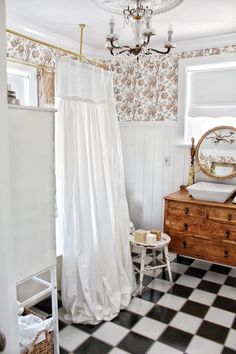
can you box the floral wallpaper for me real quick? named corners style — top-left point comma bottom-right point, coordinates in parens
top-left (6, 31), bottom-right (236, 121)
top-left (110, 45), bottom-right (236, 122)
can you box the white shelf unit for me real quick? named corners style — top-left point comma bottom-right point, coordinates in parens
top-left (17, 266), bottom-right (59, 353)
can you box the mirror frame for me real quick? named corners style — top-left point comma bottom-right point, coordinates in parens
top-left (195, 125), bottom-right (236, 180)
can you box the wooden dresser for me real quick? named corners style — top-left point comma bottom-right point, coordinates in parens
top-left (164, 190), bottom-right (236, 266)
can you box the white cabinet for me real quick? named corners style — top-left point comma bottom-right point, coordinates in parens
top-left (8, 105), bottom-right (59, 353)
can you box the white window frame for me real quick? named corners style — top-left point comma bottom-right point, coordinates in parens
top-left (7, 60), bottom-right (38, 106)
top-left (177, 52), bottom-right (236, 146)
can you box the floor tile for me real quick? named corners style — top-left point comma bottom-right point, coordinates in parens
top-left (146, 305), bottom-right (177, 324)
top-left (147, 278), bottom-right (172, 292)
top-left (229, 268), bottom-right (236, 278)
top-left (232, 317), bottom-right (236, 329)
top-left (134, 255), bottom-right (153, 264)
top-left (222, 347), bottom-right (236, 354)
top-left (197, 320), bottom-right (229, 344)
top-left (144, 268), bottom-right (162, 278)
top-left (168, 284), bottom-right (193, 298)
top-left (54, 257), bottom-right (236, 354)
top-left (186, 335), bottom-right (223, 354)
top-left (147, 341), bottom-right (182, 354)
top-left (210, 264), bottom-right (231, 275)
top-left (132, 316), bottom-right (166, 340)
top-left (138, 287), bottom-right (164, 303)
top-left (191, 260), bottom-right (211, 270)
top-left (135, 273), bottom-right (154, 287)
top-left (59, 320), bottom-right (67, 331)
top-left (170, 312), bottom-right (202, 334)
top-left (157, 293), bottom-right (186, 311)
top-left (93, 322), bottom-right (129, 346)
top-left (72, 321), bottom-right (104, 334)
top-left (188, 288), bottom-right (216, 306)
top-left (170, 262), bottom-right (189, 274)
top-left (185, 267), bottom-right (207, 279)
top-left (127, 297), bottom-right (154, 316)
top-left (197, 279), bottom-right (221, 294)
top-left (225, 276), bottom-right (236, 288)
top-left (118, 332), bottom-right (154, 354)
top-left (205, 307), bottom-right (235, 328)
top-left (213, 296), bottom-right (236, 313)
top-left (158, 270), bottom-right (180, 282)
top-left (174, 256), bottom-right (193, 266)
top-left (59, 325), bottom-right (89, 352)
top-left (158, 326), bottom-right (193, 352)
top-left (73, 337), bottom-right (112, 354)
top-left (225, 329), bottom-right (236, 350)
top-left (112, 310), bottom-right (142, 329)
top-left (203, 271), bottom-right (228, 284)
top-left (175, 274), bottom-right (201, 288)
top-left (219, 285), bottom-right (236, 299)
top-left (181, 300), bottom-right (209, 318)
top-left (109, 348), bottom-right (130, 354)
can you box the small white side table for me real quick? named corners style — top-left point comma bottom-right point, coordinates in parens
top-left (130, 233), bottom-right (173, 295)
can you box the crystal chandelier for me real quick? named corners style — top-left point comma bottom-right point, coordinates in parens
top-left (106, 0), bottom-right (176, 56)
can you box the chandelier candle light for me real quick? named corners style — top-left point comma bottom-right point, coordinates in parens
top-left (106, 0), bottom-right (175, 56)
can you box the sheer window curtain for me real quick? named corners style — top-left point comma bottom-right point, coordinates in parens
top-left (55, 57), bottom-right (136, 324)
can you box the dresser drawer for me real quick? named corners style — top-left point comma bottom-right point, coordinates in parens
top-left (207, 207), bottom-right (236, 224)
top-left (169, 235), bottom-right (236, 266)
top-left (168, 201), bottom-right (206, 218)
top-left (166, 216), bottom-right (236, 242)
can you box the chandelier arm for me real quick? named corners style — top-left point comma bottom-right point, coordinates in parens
top-left (109, 39), bottom-right (123, 49)
top-left (118, 48), bottom-right (133, 55)
top-left (142, 35), bottom-right (151, 46)
top-left (149, 47), bottom-right (171, 55)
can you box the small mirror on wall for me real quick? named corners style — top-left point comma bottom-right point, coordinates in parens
top-left (195, 126), bottom-right (236, 179)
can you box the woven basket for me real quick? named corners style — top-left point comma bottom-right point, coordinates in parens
top-left (22, 309), bottom-right (54, 354)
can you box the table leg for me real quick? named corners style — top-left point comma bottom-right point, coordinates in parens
top-left (152, 249), bottom-right (156, 267)
top-left (164, 245), bottom-right (173, 283)
top-left (139, 248), bottom-right (146, 295)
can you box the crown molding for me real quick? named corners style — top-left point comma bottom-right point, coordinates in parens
top-left (6, 21), bottom-right (236, 59)
top-left (171, 33), bottom-right (236, 53)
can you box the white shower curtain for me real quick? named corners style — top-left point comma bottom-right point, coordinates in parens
top-left (55, 57), bottom-right (135, 324)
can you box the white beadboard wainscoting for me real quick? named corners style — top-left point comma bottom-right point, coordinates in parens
top-left (120, 122), bottom-right (236, 231)
top-left (119, 121), bottom-right (183, 231)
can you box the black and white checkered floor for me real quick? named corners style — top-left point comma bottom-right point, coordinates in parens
top-left (33, 252), bottom-right (236, 354)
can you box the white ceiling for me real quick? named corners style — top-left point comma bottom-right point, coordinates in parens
top-left (6, 0), bottom-right (236, 57)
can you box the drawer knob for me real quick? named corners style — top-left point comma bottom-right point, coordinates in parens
top-left (184, 223), bottom-right (188, 231)
top-left (184, 207), bottom-right (189, 215)
top-left (183, 241), bottom-right (187, 249)
top-left (228, 213), bottom-right (232, 221)
top-left (224, 250), bottom-right (229, 258)
top-left (226, 230), bottom-right (231, 239)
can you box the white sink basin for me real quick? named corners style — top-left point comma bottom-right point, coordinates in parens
top-left (186, 182), bottom-right (236, 203)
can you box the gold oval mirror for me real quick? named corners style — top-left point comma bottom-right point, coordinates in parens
top-left (196, 126), bottom-right (236, 180)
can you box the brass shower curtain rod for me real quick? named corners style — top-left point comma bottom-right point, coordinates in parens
top-left (6, 25), bottom-right (106, 70)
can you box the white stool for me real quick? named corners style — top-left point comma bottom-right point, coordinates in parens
top-left (130, 233), bottom-right (173, 295)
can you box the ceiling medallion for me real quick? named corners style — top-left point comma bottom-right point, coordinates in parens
top-left (93, 0), bottom-right (184, 15)
top-left (100, 0), bottom-right (183, 57)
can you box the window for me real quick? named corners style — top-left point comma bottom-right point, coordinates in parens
top-left (178, 53), bottom-right (236, 145)
top-left (7, 61), bottom-right (38, 106)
